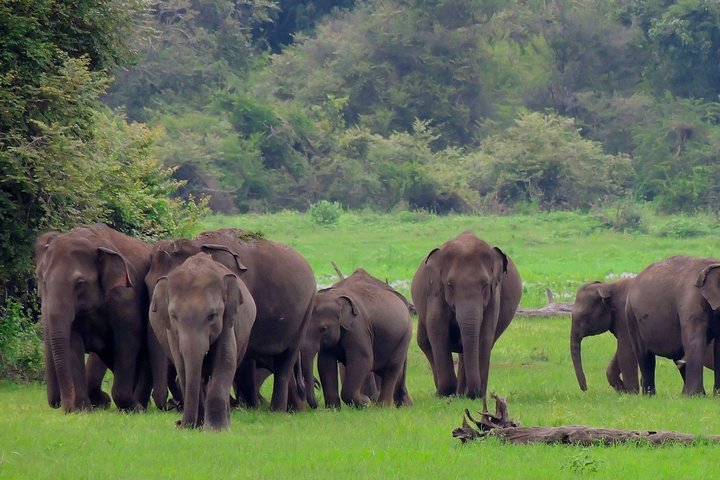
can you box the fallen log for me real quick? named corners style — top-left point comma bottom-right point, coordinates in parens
top-left (516, 289), bottom-right (573, 317)
top-left (452, 394), bottom-right (720, 446)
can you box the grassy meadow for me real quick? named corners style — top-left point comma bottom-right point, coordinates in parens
top-left (3, 211), bottom-right (720, 479)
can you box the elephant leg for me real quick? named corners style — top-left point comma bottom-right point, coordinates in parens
top-left (340, 360), bottom-right (372, 408)
top-left (714, 340), bottom-right (720, 395)
top-left (626, 304), bottom-right (655, 395)
top-left (427, 323), bottom-right (456, 397)
top-left (235, 358), bottom-right (258, 409)
top-left (287, 375), bottom-right (306, 412)
top-left (616, 332), bottom-right (639, 393)
top-left (377, 363), bottom-right (403, 407)
top-left (456, 355), bottom-right (466, 396)
top-left (205, 339), bottom-right (237, 430)
top-left (69, 333), bottom-right (91, 411)
top-left (86, 353), bottom-right (111, 409)
top-left (111, 330), bottom-right (144, 412)
top-left (638, 353), bottom-right (656, 395)
top-left (147, 324), bottom-right (169, 410)
top-left (167, 363), bottom-right (183, 409)
top-left (605, 351), bottom-right (625, 392)
top-left (417, 323), bottom-right (438, 389)
top-left (680, 317), bottom-right (707, 395)
top-left (393, 361), bottom-right (413, 407)
top-left (362, 372), bottom-right (379, 401)
top-left (318, 351), bottom-right (340, 409)
top-left (270, 348), bottom-right (298, 412)
top-left (43, 329), bottom-right (61, 409)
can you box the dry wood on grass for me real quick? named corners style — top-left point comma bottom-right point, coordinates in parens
top-left (453, 395), bottom-right (720, 446)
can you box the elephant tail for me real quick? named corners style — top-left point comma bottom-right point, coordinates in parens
top-left (294, 351), bottom-right (306, 402)
top-left (394, 360), bottom-right (413, 407)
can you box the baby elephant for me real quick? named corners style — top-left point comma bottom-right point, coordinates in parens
top-left (149, 253), bottom-right (256, 430)
top-left (302, 269), bottom-right (413, 409)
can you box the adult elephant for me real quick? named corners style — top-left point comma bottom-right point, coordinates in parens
top-left (145, 228), bottom-right (315, 412)
top-left (625, 255), bottom-right (720, 395)
top-left (570, 279), bottom-right (639, 393)
top-left (35, 224), bottom-right (151, 413)
top-left (149, 253), bottom-right (256, 430)
top-left (411, 232), bottom-right (522, 401)
top-left (301, 269), bottom-right (413, 409)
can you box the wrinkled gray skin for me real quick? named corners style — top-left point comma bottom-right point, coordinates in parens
top-left (625, 255), bottom-right (720, 395)
top-left (411, 232), bottom-right (522, 401)
top-left (149, 253), bottom-right (256, 430)
top-left (571, 279), bottom-right (639, 393)
top-left (145, 229), bottom-right (315, 412)
top-left (35, 224), bottom-right (151, 413)
top-left (302, 269), bottom-right (412, 409)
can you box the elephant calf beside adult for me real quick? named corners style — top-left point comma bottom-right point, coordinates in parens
top-left (411, 232), bottom-right (522, 402)
top-left (301, 269), bottom-right (413, 409)
top-left (145, 228), bottom-right (315, 412)
top-left (625, 255), bottom-right (720, 396)
top-left (35, 224), bottom-right (151, 413)
top-left (149, 253), bottom-right (256, 430)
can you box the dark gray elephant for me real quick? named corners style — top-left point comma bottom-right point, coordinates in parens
top-left (145, 228), bottom-right (315, 412)
top-left (35, 224), bottom-right (151, 413)
top-left (149, 253), bottom-right (255, 430)
top-left (571, 278), bottom-right (639, 393)
top-left (625, 255), bottom-right (720, 395)
top-left (411, 232), bottom-right (522, 401)
top-left (301, 269), bottom-right (412, 409)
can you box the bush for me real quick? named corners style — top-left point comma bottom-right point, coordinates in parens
top-left (654, 217), bottom-right (713, 238)
top-left (592, 203), bottom-right (647, 233)
top-left (310, 200), bottom-right (343, 225)
top-left (0, 299), bottom-right (43, 382)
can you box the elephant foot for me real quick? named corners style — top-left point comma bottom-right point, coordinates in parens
top-left (167, 398), bottom-right (183, 411)
top-left (48, 398), bottom-right (61, 409)
top-left (117, 401), bottom-right (145, 413)
top-left (89, 390), bottom-right (112, 410)
top-left (64, 397), bottom-right (92, 414)
top-left (343, 393), bottom-right (371, 408)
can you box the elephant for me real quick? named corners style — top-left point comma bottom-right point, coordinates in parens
top-left (35, 224), bottom-right (151, 413)
top-left (411, 231), bottom-right (522, 401)
top-left (301, 269), bottom-right (412, 409)
top-left (625, 255), bottom-right (720, 395)
top-left (570, 279), bottom-right (639, 393)
top-left (149, 253), bottom-right (256, 430)
top-left (145, 228), bottom-right (315, 412)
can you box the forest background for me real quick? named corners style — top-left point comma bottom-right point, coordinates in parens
top-left (2, 0), bottom-right (720, 378)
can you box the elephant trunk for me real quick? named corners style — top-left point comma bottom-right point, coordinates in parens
top-left (570, 325), bottom-right (588, 391)
top-left (44, 301), bottom-right (77, 412)
top-left (179, 333), bottom-right (208, 428)
top-left (301, 345), bottom-right (318, 409)
top-left (457, 304), bottom-right (483, 399)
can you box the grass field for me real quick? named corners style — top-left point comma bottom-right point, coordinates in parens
top-left (3, 211), bottom-right (720, 479)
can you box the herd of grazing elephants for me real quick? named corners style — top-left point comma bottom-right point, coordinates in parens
top-left (34, 223), bottom-right (720, 430)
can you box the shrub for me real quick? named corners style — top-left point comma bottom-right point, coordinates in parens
top-left (654, 217), bottom-right (712, 238)
top-left (0, 299), bottom-right (43, 382)
top-left (310, 200), bottom-right (343, 225)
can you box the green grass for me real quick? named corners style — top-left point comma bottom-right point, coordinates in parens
top-left (3, 211), bottom-right (720, 479)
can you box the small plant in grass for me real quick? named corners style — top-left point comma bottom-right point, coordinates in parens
top-left (310, 200), bottom-right (343, 226)
top-left (562, 449), bottom-right (601, 474)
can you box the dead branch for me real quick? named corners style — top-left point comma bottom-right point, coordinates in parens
top-left (331, 261), bottom-right (345, 280)
top-left (516, 302), bottom-right (573, 317)
top-left (453, 394), bottom-right (720, 446)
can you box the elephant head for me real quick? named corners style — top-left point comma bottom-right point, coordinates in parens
top-left (150, 253), bottom-right (244, 428)
top-left (424, 232), bottom-right (508, 399)
top-left (301, 289), bottom-right (359, 407)
top-left (35, 229), bottom-right (133, 412)
top-left (695, 264), bottom-right (720, 311)
top-left (570, 281), bottom-right (615, 391)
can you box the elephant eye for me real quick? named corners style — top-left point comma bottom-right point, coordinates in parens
top-left (446, 281), bottom-right (453, 288)
top-left (74, 278), bottom-right (86, 291)
top-left (319, 325), bottom-right (329, 332)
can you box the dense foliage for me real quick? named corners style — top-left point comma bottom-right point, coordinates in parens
top-left (0, 1), bottom-right (205, 305)
top-left (100, 0), bottom-right (720, 216)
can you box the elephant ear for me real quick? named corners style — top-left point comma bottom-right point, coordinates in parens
top-left (424, 247), bottom-right (440, 265)
top-left (201, 243), bottom-right (248, 273)
top-left (34, 231), bottom-right (62, 295)
top-left (150, 276), bottom-right (168, 313)
top-left (223, 273), bottom-right (244, 326)
top-left (338, 295), bottom-right (359, 330)
top-left (696, 264), bottom-right (720, 310)
top-left (97, 247), bottom-right (133, 294)
top-left (596, 284), bottom-right (613, 308)
top-left (492, 246), bottom-right (509, 276)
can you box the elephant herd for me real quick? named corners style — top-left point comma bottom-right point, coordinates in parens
top-left (34, 223), bottom-right (719, 431)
